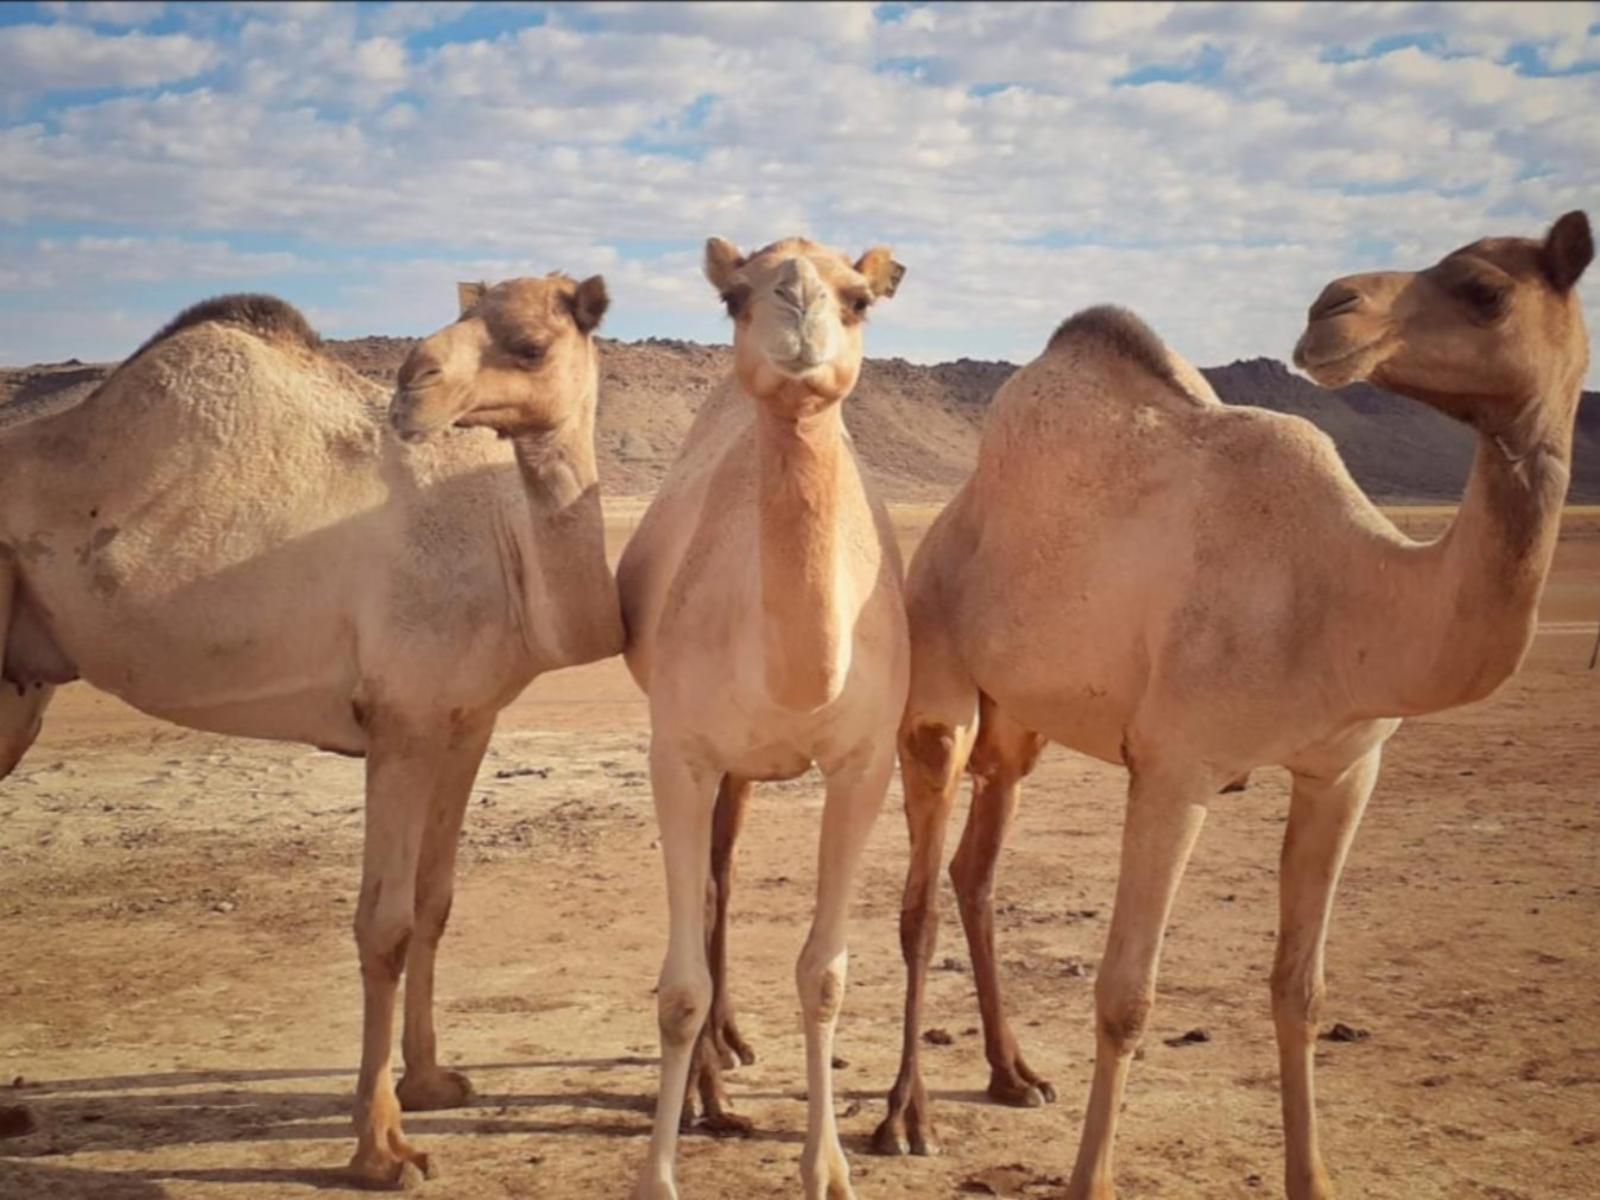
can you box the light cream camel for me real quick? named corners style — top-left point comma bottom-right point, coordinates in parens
top-left (870, 212), bottom-right (1593, 1199)
top-left (619, 236), bottom-right (909, 1200)
top-left (0, 275), bottom-right (623, 1187)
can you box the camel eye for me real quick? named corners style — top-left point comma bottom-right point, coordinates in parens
top-left (721, 286), bottom-right (749, 319)
top-left (1458, 277), bottom-right (1508, 318)
top-left (509, 343), bottom-right (545, 365)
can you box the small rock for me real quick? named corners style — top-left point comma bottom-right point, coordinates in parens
top-left (211, 900), bottom-right (236, 915)
top-left (1222, 893), bottom-right (1237, 903)
top-left (0, 1106), bottom-right (34, 1138)
top-left (1320, 1022), bottom-right (1369, 1043)
top-left (9, 1077), bottom-right (24, 1089)
top-left (1245, 1172), bottom-right (1263, 1187)
top-left (1163, 1028), bottom-right (1210, 1047)
top-left (923, 1027), bottom-right (955, 1046)
top-left (938, 956), bottom-right (966, 972)
top-left (494, 766), bottom-right (550, 780)
top-left (840, 1100), bottom-right (861, 1118)
top-left (831, 1056), bottom-right (849, 1070)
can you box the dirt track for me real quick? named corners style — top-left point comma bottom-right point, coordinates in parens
top-left (2, 507), bottom-right (1597, 1200)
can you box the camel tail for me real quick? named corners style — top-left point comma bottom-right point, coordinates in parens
top-left (0, 556), bottom-right (54, 780)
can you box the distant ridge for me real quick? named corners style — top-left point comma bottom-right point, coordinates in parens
top-left (3, 338), bottom-right (1597, 503)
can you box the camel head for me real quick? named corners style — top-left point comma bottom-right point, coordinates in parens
top-left (389, 273), bottom-right (609, 442)
top-left (704, 236), bottom-right (905, 418)
top-left (1294, 212), bottom-right (1592, 432)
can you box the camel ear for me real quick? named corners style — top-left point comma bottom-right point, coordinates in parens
top-left (855, 246), bottom-right (906, 299)
top-left (566, 275), bottom-right (609, 334)
top-left (703, 238), bottom-right (745, 293)
top-left (1541, 211), bottom-right (1593, 293)
top-left (457, 281), bottom-right (487, 316)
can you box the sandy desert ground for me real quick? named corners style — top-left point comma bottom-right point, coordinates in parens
top-left (1, 505), bottom-right (1597, 1200)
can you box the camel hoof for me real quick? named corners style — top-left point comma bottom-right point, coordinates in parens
top-left (699, 1109), bottom-right (755, 1139)
top-left (397, 1069), bottom-right (475, 1112)
top-left (988, 1061), bottom-right (1057, 1107)
top-left (988, 1076), bottom-right (1057, 1107)
top-left (347, 1149), bottom-right (436, 1191)
top-left (710, 1020), bottom-right (756, 1069)
top-left (869, 1114), bottom-right (939, 1158)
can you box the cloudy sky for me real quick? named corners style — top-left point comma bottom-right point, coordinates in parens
top-left (3, 1), bottom-right (1598, 382)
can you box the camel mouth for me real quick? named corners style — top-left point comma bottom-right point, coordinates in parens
top-left (1292, 332), bottom-right (1391, 389)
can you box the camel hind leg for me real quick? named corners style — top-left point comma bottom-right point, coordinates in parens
top-left (951, 693), bottom-right (1052, 1107)
top-left (0, 561), bottom-right (54, 780)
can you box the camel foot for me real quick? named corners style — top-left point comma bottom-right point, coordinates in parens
top-left (631, 1171), bottom-right (678, 1200)
top-left (396, 1068), bottom-right (475, 1112)
top-left (699, 1108), bottom-right (756, 1138)
top-left (347, 1145), bottom-right (436, 1191)
top-left (987, 1064), bottom-right (1056, 1108)
top-left (1286, 1165), bottom-right (1335, 1200)
top-left (708, 1010), bottom-right (756, 1069)
top-left (801, 1149), bottom-right (855, 1200)
top-left (869, 1106), bottom-right (939, 1157)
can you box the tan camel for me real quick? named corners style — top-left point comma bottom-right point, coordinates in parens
top-left (869, 212), bottom-right (1593, 1199)
top-left (0, 274), bottom-right (623, 1187)
top-left (619, 236), bottom-right (909, 1200)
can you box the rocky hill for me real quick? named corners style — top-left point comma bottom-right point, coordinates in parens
top-left (4, 337), bottom-right (1597, 503)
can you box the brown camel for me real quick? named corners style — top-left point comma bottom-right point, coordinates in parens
top-left (0, 274), bottom-right (622, 1187)
top-left (619, 236), bottom-right (908, 1200)
top-left (868, 212), bottom-right (1592, 1200)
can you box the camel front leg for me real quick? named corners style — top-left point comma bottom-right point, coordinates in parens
top-left (633, 744), bottom-right (718, 1200)
top-left (397, 720), bottom-right (494, 1113)
top-left (1067, 763), bottom-right (1208, 1200)
top-left (951, 697), bottom-right (1051, 1108)
top-left (797, 747), bottom-right (895, 1200)
top-left (348, 729), bottom-right (443, 1189)
top-left (0, 560), bottom-right (54, 781)
top-left (872, 717), bottom-right (975, 1157)
top-left (683, 775), bottom-right (756, 1136)
top-left (1274, 749), bottom-right (1380, 1200)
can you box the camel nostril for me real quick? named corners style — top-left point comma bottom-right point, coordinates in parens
top-left (1309, 285), bottom-right (1363, 322)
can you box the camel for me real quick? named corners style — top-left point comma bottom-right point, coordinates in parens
top-left (0, 274), bottom-right (623, 1186)
top-left (868, 211), bottom-right (1593, 1199)
top-left (619, 236), bottom-right (909, 1200)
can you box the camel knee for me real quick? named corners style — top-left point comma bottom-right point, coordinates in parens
top-left (948, 843), bottom-right (994, 914)
top-left (1271, 965), bottom-right (1325, 1038)
top-left (797, 946), bottom-right (848, 1026)
top-left (413, 891), bottom-right (453, 946)
top-left (657, 974), bottom-right (712, 1049)
top-left (900, 721), bottom-right (959, 790)
top-left (1096, 986), bottom-right (1154, 1054)
top-left (355, 899), bottom-right (415, 981)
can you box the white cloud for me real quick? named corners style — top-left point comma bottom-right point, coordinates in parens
top-left (0, 0), bottom-right (1598, 387)
top-left (37, 2), bottom-right (169, 28)
top-left (0, 23), bottom-right (217, 96)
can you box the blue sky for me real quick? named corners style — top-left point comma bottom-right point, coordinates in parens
top-left (2, 1), bottom-right (1598, 383)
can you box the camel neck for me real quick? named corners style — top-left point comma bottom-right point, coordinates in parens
top-left (1365, 390), bottom-right (1574, 715)
top-left (502, 399), bottom-right (623, 670)
top-left (755, 403), bottom-right (849, 710)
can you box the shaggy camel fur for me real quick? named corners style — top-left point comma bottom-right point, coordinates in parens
top-left (0, 274), bottom-right (622, 1187)
top-left (619, 236), bottom-right (908, 1200)
top-left (870, 212), bottom-right (1592, 1200)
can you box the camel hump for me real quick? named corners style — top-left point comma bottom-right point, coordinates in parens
top-left (1045, 304), bottom-right (1181, 392)
top-left (129, 293), bottom-right (321, 363)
